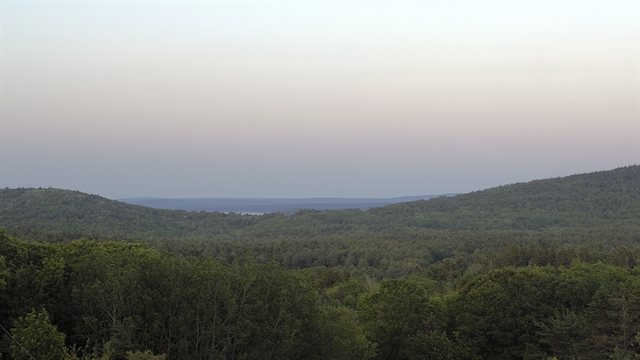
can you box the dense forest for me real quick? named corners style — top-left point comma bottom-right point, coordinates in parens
top-left (2, 166), bottom-right (639, 239)
top-left (1, 165), bottom-right (640, 359)
top-left (2, 230), bottom-right (640, 359)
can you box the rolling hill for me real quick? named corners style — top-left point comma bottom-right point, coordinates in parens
top-left (1, 165), bottom-right (638, 239)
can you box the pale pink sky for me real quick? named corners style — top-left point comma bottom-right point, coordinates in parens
top-left (1, 2), bottom-right (638, 198)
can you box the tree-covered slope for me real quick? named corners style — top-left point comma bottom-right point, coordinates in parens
top-left (1, 165), bottom-right (638, 238)
top-left (239, 165), bottom-right (640, 236)
top-left (0, 188), bottom-right (272, 238)
top-left (367, 165), bottom-right (640, 230)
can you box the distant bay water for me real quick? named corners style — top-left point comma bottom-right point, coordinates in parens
top-left (118, 195), bottom-right (456, 214)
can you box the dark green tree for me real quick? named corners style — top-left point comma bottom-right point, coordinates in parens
top-left (358, 278), bottom-right (448, 360)
top-left (11, 308), bottom-right (67, 360)
top-left (453, 267), bottom-right (556, 360)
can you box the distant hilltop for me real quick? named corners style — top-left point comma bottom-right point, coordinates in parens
top-left (1, 165), bottom-right (638, 239)
top-left (117, 194), bottom-right (457, 214)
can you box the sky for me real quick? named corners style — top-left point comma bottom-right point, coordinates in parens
top-left (1, 1), bottom-right (638, 199)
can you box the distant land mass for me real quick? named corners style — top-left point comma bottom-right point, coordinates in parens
top-left (1, 165), bottom-right (638, 239)
top-left (117, 195), bottom-right (456, 214)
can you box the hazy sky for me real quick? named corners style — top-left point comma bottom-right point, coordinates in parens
top-left (1, 1), bottom-right (638, 198)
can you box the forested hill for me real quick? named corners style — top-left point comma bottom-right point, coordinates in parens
top-left (0, 188), bottom-right (269, 238)
top-left (366, 164), bottom-right (640, 230)
top-left (1, 165), bottom-right (639, 238)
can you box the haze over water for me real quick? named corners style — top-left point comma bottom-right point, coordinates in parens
top-left (1, 1), bottom-right (637, 198)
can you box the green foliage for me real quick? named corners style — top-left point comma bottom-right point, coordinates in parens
top-left (1, 235), bottom-right (363, 359)
top-left (0, 255), bottom-right (8, 292)
top-left (126, 350), bottom-right (166, 360)
top-left (325, 278), bottom-right (370, 309)
top-left (535, 310), bottom-right (587, 359)
top-left (453, 267), bottom-right (557, 359)
top-left (358, 278), bottom-right (449, 360)
top-left (315, 306), bottom-right (375, 360)
top-left (68, 342), bottom-right (115, 360)
top-left (2, 232), bottom-right (640, 359)
top-left (370, 165), bottom-right (640, 230)
top-left (401, 331), bottom-right (478, 360)
top-left (0, 188), bottom-right (268, 239)
top-left (2, 166), bottom-right (640, 241)
top-left (2, 166), bottom-right (640, 359)
top-left (10, 308), bottom-right (67, 360)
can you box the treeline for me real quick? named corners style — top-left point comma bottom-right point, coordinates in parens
top-left (146, 226), bottom-right (640, 279)
top-left (2, 166), bottom-right (640, 240)
top-left (3, 230), bottom-right (640, 359)
top-left (7, 226), bottom-right (640, 280)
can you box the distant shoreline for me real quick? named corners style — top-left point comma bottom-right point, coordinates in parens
top-left (117, 194), bottom-right (457, 213)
